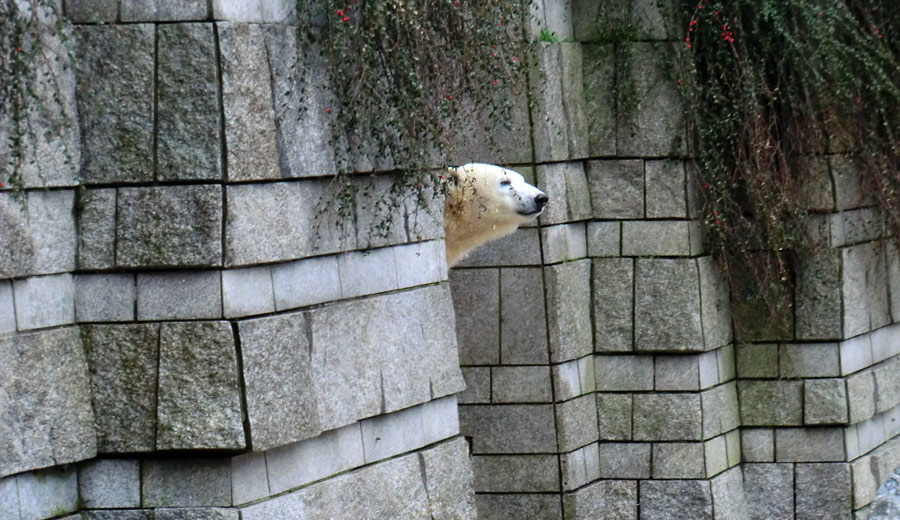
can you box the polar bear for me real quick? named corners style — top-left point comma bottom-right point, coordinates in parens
top-left (443, 163), bottom-right (548, 267)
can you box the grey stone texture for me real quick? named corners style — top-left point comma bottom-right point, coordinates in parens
top-left (843, 242), bottom-right (890, 338)
top-left (473, 454), bottom-right (560, 492)
top-left (655, 354), bottom-right (700, 391)
top-left (532, 43), bottom-right (587, 162)
top-left (457, 227), bottom-right (544, 267)
top-left (634, 258), bottom-right (704, 352)
top-left (804, 378), bottom-right (849, 425)
top-left (450, 268), bottom-right (499, 365)
top-left (218, 22), bottom-right (280, 182)
top-left (81, 324), bottom-right (159, 453)
top-left (701, 382), bottom-right (740, 439)
top-left (475, 494), bottom-right (562, 520)
top-left (743, 464), bottom-right (794, 520)
top-left (0, 477), bottom-right (17, 520)
top-left (711, 467), bottom-right (749, 520)
top-left (780, 342), bottom-right (840, 378)
top-left (563, 479), bottom-right (637, 520)
top-left (556, 394), bottom-right (600, 451)
top-left (545, 260), bottom-right (592, 362)
top-left (157, 23), bottom-right (222, 181)
top-left (222, 266), bottom-right (275, 318)
top-left (121, 0), bottom-right (209, 21)
top-left (16, 466), bottom-right (78, 520)
top-left (536, 162), bottom-right (592, 225)
top-left (77, 188), bottom-right (116, 270)
top-left (587, 221), bottom-right (620, 257)
top-left (459, 405), bottom-right (557, 454)
top-left (561, 442), bottom-right (601, 492)
top-left (847, 370), bottom-right (877, 423)
top-left (142, 459), bottom-right (232, 508)
top-left (0, 281), bottom-right (13, 333)
top-left (337, 247), bottom-right (398, 299)
top-left (698, 257), bottom-right (733, 350)
top-left (237, 311), bottom-right (320, 451)
top-left (633, 393), bottom-right (702, 441)
top-left (118, 186), bottom-right (223, 268)
top-left (460, 367), bottom-right (490, 404)
top-left (573, 0), bottom-right (680, 41)
top-left (542, 222), bottom-right (588, 264)
top-left (582, 43), bottom-right (617, 157)
top-left (74, 24), bottom-right (155, 184)
top-left (639, 480), bottom-right (712, 520)
top-left (360, 405), bottom-right (428, 463)
top-left (264, 423), bottom-right (364, 495)
top-left (500, 268), bottom-right (549, 364)
top-left (78, 459), bottom-right (141, 508)
top-left (231, 452), bottom-right (268, 505)
top-left (841, 333), bottom-right (874, 375)
top-left (774, 428), bottom-right (845, 462)
top-left (213, 0), bottom-right (296, 22)
top-left (75, 274), bottom-right (135, 322)
top-left (739, 380), bottom-right (803, 426)
top-left (874, 357), bottom-right (900, 413)
top-left (888, 242), bottom-right (900, 323)
top-left (66, 0), bottom-right (117, 22)
top-left (622, 220), bottom-right (693, 256)
top-left (593, 258), bottom-right (634, 352)
top-left (155, 509), bottom-right (239, 520)
top-left (272, 255), bottom-right (342, 311)
top-left (492, 366), bottom-right (553, 403)
top-left (704, 435), bottom-right (728, 477)
top-left (831, 207), bottom-right (884, 247)
top-left (795, 463), bottom-right (852, 519)
top-left (392, 240), bottom-right (446, 289)
top-left (736, 343), bottom-right (779, 378)
top-left (0, 190), bottom-right (76, 279)
top-left (13, 273), bottom-right (74, 330)
top-left (157, 321), bottom-right (245, 450)
top-left (652, 442), bottom-right (705, 478)
top-left (420, 438), bottom-right (478, 520)
top-left (0, 327), bottom-right (96, 477)
top-left (599, 442), bottom-right (651, 479)
top-left (596, 354), bottom-right (653, 391)
top-left (597, 393), bottom-right (633, 441)
top-left (137, 271), bottom-right (222, 320)
top-left (645, 160), bottom-right (688, 218)
top-left (587, 160), bottom-right (644, 219)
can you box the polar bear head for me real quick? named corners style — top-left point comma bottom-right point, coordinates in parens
top-left (443, 163), bottom-right (548, 267)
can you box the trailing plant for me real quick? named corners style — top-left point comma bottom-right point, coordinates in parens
top-left (676, 0), bottom-right (900, 319)
top-left (293, 0), bottom-right (530, 239)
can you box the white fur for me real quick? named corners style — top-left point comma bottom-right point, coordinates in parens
top-left (443, 163), bottom-right (547, 267)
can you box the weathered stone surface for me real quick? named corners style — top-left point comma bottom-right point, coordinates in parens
top-left (653, 442), bottom-right (704, 478)
top-left (561, 443), bottom-right (600, 491)
top-left (804, 379), bottom-right (849, 425)
top-left (266, 423), bottom-right (363, 496)
top-left (0, 190), bottom-right (76, 278)
top-left (83, 511), bottom-right (154, 520)
top-left (698, 257), bottom-right (732, 350)
top-left (457, 227), bottom-right (544, 267)
top-left (155, 509), bottom-right (240, 520)
top-left (16, 466), bottom-right (78, 520)
top-left (213, 0), bottom-right (295, 22)
top-left (532, 43), bottom-right (588, 162)
top-left (459, 405), bottom-right (557, 454)
top-left (157, 321), bottom-right (245, 450)
top-left (795, 249), bottom-right (843, 340)
top-left (219, 22), bottom-right (280, 182)
top-left (75, 25), bottom-right (155, 184)
top-left (587, 221), bottom-right (620, 257)
top-left (0, 281), bottom-right (13, 333)
top-left (537, 162), bottom-right (593, 225)
top-left (77, 188), bottom-right (116, 270)
top-left (0, 327), bottom-right (96, 478)
top-left (645, 160), bottom-right (688, 218)
top-left (582, 43), bottom-right (617, 157)
top-left (655, 355), bottom-right (700, 391)
top-left (795, 463), bottom-right (852, 519)
top-left (780, 343), bottom-right (841, 378)
top-left (775, 428), bottom-right (845, 462)
top-left (476, 494), bottom-right (562, 520)
top-left (639, 480), bottom-right (712, 520)
top-left (622, 221), bottom-right (693, 256)
top-left (450, 268), bottom-right (499, 365)
top-left (831, 207), bottom-right (884, 247)
top-left (492, 366), bottom-right (552, 403)
top-left (593, 258), bottom-right (634, 352)
top-left (0, 476), bottom-right (18, 520)
top-left (573, 0), bottom-right (680, 40)
top-left (711, 467), bottom-right (749, 520)
top-left (843, 242), bottom-right (891, 338)
top-left (635, 258), bottom-right (703, 352)
top-left (66, 0), bottom-right (117, 22)
top-left (360, 404), bottom-right (428, 464)
top-left (847, 371), bottom-right (876, 423)
top-left (633, 393), bottom-right (702, 441)
top-left (501, 268), bottom-right (549, 364)
top-left (460, 367), bottom-right (490, 404)
top-left (393, 240), bottom-right (446, 289)
top-left (222, 266), bottom-right (274, 318)
top-left (78, 459), bottom-right (141, 508)
top-left (157, 23), bottom-right (222, 180)
top-left (546, 260), bottom-right (593, 362)
top-left (563, 479), bottom-right (637, 520)
top-left (238, 311), bottom-right (320, 451)
top-left (137, 271), bottom-right (222, 320)
top-left (121, 0), bottom-right (208, 21)
top-left (729, 253), bottom-right (794, 342)
top-left (597, 393), bottom-right (633, 440)
top-left (75, 274), bottom-right (135, 322)
top-left (701, 382), bottom-right (740, 439)
top-left (596, 355), bottom-right (653, 391)
top-left (736, 343), bottom-right (778, 378)
top-left (617, 43), bottom-right (685, 157)
top-left (542, 223), bottom-right (588, 264)
top-left (13, 273), bottom-right (74, 330)
top-left (81, 324), bottom-right (159, 453)
top-left (118, 186), bottom-right (223, 267)
top-left (704, 435), bottom-right (728, 477)
top-left (874, 358), bottom-right (900, 413)
top-left (557, 394), bottom-right (600, 451)
top-left (599, 442), bottom-right (651, 479)
top-left (587, 160), bottom-right (644, 219)
top-left (231, 452), bottom-right (268, 505)
top-left (473, 454), bottom-right (560, 492)
top-left (419, 438), bottom-right (477, 520)
top-left (272, 255), bottom-right (341, 310)
top-left (337, 247), bottom-right (398, 299)
top-left (739, 380), bottom-right (803, 426)
top-left (741, 429), bottom-right (774, 462)
top-left (142, 459), bottom-right (232, 508)
top-left (700, 350), bottom-right (721, 388)
top-left (888, 242), bottom-right (900, 324)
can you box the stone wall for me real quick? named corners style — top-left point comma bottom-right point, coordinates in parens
top-left (2, 0), bottom-right (900, 519)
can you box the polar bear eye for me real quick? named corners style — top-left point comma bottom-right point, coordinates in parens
top-left (500, 179), bottom-right (512, 187)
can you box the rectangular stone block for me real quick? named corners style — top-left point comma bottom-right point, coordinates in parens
top-left (593, 258), bottom-right (634, 352)
top-left (118, 185), bottom-right (223, 268)
top-left (587, 160), bottom-right (644, 219)
top-left (66, 0), bottom-right (117, 22)
top-left (701, 382), bottom-right (740, 439)
top-left (531, 43), bottom-right (587, 162)
top-left (16, 466), bottom-right (78, 520)
top-left (459, 405), bottom-right (557, 454)
top-left (157, 23), bottom-right (222, 181)
top-left (500, 268), bottom-right (549, 364)
top-left (475, 494), bottom-right (562, 520)
top-left (805, 378), bottom-right (849, 425)
top-left (222, 266), bottom-right (275, 318)
top-left (582, 43), bottom-right (617, 157)
top-left (843, 242), bottom-right (890, 338)
top-left (450, 268), bottom-right (500, 365)
top-left (81, 324), bottom-right (159, 453)
top-left (0, 476), bottom-right (18, 520)
top-left (739, 380), bottom-right (803, 426)
top-left (420, 438), bottom-right (478, 520)
top-left (780, 342), bottom-right (841, 378)
top-left (622, 220), bottom-right (693, 256)
top-left (639, 480), bottom-right (712, 520)
top-left (795, 248), bottom-right (844, 340)
top-left (633, 393), bottom-right (702, 441)
top-left (213, 0), bottom-right (295, 22)
top-left (871, 324), bottom-right (900, 364)
top-left (157, 321), bottom-right (245, 450)
top-left (393, 241), bottom-right (446, 289)
top-left (743, 463), bottom-right (794, 520)
top-left (874, 358), bottom-right (900, 413)
top-left (560, 442), bottom-right (600, 492)
top-left (704, 435), bottom-right (728, 477)
top-left (338, 247), bottom-right (399, 299)
top-left (553, 360), bottom-right (582, 401)
top-left (137, 271), bottom-right (222, 320)
top-left (545, 260), bottom-right (592, 362)
top-left (645, 160), bottom-right (688, 218)
top-left (888, 242), bottom-right (900, 323)
top-left (736, 343), bottom-right (778, 378)
top-left (492, 366), bottom-right (552, 403)
top-left (831, 207), bottom-right (884, 247)
top-left (77, 188), bottom-right (116, 270)
top-left (74, 25), bottom-right (155, 184)
top-left (14, 273), bottom-right (74, 330)
top-left (857, 414), bottom-right (887, 455)
top-left (75, 274), bottom-right (135, 322)
top-left (0, 328), bottom-right (96, 478)
top-left (795, 463), bottom-right (852, 519)
top-left (237, 311), bottom-right (320, 451)
top-left (634, 258), bottom-right (703, 352)
top-left (742, 428), bottom-right (775, 463)
top-left (460, 367), bottom-right (490, 404)
top-left (361, 405), bottom-right (426, 463)
top-left (599, 442), bottom-right (651, 479)
top-left (121, 0), bottom-right (209, 20)
top-left (265, 423), bottom-right (364, 495)
top-left (597, 393), bottom-right (633, 441)
top-left (0, 281), bottom-right (13, 333)
top-left (541, 223), bottom-right (588, 264)
top-left (563, 479), bottom-right (637, 520)
top-left (699, 349), bottom-right (720, 388)
top-left (231, 452), bottom-right (269, 505)
top-left (271, 255), bottom-right (341, 311)
top-left (536, 162), bottom-right (592, 225)
top-left (847, 371), bottom-right (876, 424)
top-left (841, 334), bottom-right (874, 375)
top-left (78, 459), bottom-right (140, 509)
top-left (219, 22), bottom-right (280, 182)
top-left (0, 190), bottom-right (76, 278)
top-left (556, 394), bottom-right (600, 452)
top-left (587, 221), bottom-right (620, 257)
top-left (596, 354), bottom-right (653, 391)
top-left (456, 227), bottom-right (543, 267)
top-left (698, 257), bottom-right (732, 350)
top-left (652, 442), bottom-right (704, 478)
top-left (473, 454), bottom-right (560, 492)
top-left (717, 344), bottom-right (736, 382)
top-left (142, 459), bottom-right (232, 508)
top-left (725, 429), bottom-right (742, 467)
top-left (655, 354), bottom-right (700, 391)
top-left (775, 428), bottom-right (845, 462)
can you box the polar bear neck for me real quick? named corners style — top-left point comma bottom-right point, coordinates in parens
top-left (443, 200), bottom-right (521, 267)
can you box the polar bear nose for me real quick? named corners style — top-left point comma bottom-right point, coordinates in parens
top-left (535, 193), bottom-right (548, 209)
